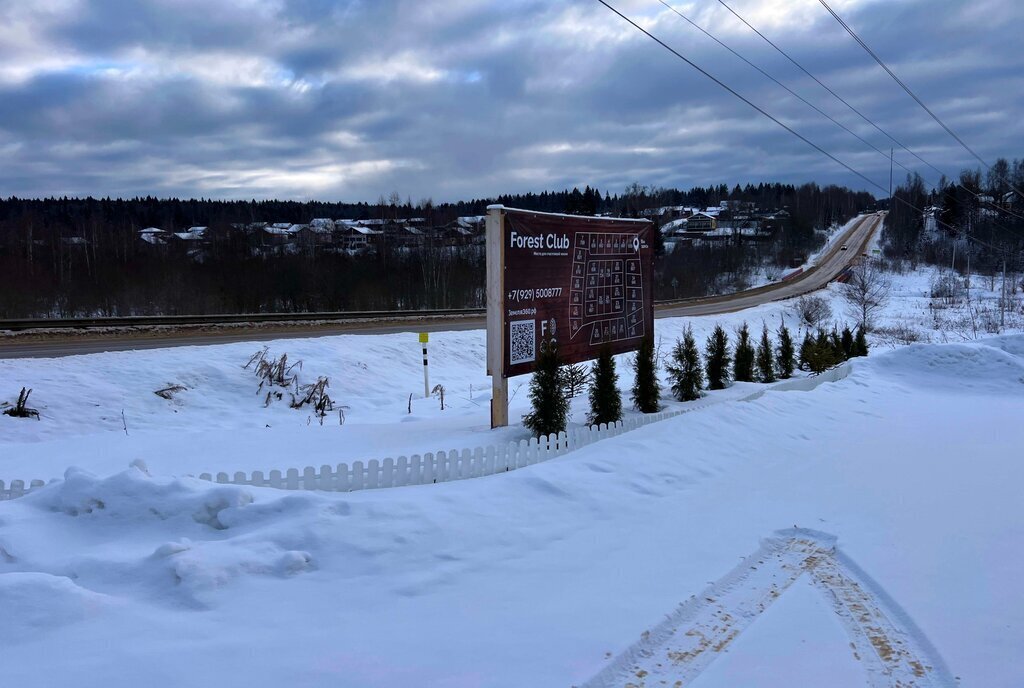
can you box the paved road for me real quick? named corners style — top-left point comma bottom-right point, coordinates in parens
top-left (0, 213), bottom-right (882, 359)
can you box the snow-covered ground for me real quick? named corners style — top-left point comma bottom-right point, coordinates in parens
top-left (1, 266), bottom-right (1023, 687)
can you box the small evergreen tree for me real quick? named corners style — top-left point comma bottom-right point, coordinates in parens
top-left (666, 325), bottom-right (704, 401)
top-left (804, 329), bottom-right (841, 374)
top-left (522, 338), bottom-right (570, 437)
top-left (560, 362), bottom-right (589, 398)
top-left (631, 335), bottom-right (661, 413)
top-left (829, 326), bottom-right (845, 361)
top-left (798, 331), bottom-right (815, 371)
top-left (733, 323), bottom-right (755, 382)
top-left (705, 325), bottom-right (732, 390)
top-left (776, 321), bottom-right (795, 379)
top-left (587, 346), bottom-right (622, 426)
top-left (854, 326), bottom-right (870, 357)
top-left (841, 326), bottom-right (855, 360)
top-left (756, 324), bottom-right (776, 382)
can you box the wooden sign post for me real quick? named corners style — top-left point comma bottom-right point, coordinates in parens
top-left (486, 206), bottom-right (508, 428)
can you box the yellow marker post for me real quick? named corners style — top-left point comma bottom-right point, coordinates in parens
top-left (419, 333), bottom-right (429, 398)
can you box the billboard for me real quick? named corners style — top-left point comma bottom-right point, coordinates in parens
top-left (488, 207), bottom-right (654, 380)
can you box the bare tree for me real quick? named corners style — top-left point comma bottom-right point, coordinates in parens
top-left (842, 260), bottom-right (890, 330)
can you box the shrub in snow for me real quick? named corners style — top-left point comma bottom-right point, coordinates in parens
top-left (522, 338), bottom-right (569, 437)
top-left (795, 294), bottom-right (832, 330)
top-left (666, 326), bottom-right (704, 401)
top-left (291, 377), bottom-right (335, 424)
top-left (631, 335), bottom-right (661, 414)
top-left (733, 323), bottom-right (755, 383)
top-left (245, 347), bottom-right (301, 393)
top-left (756, 325), bottom-right (776, 383)
top-left (705, 325), bottom-right (732, 390)
top-left (2, 387), bottom-right (39, 419)
top-left (776, 321), bottom-right (795, 379)
top-left (587, 345), bottom-right (622, 427)
top-left (930, 272), bottom-right (966, 307)
top-left (431, 384), bottom-right (446, 411)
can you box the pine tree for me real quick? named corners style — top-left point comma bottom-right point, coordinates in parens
top-left (829, 326), bottom-right (845, 362)
top-left (705, 325), bottom-right (732, 390)
top-left (854, 326), bottom-right (870, 357)
top-left (522, 338), bottom-right (569, 437)
top-left (804, 329), bottom-right (839, 374)
top-left (776, 321), bottom-right (795, 379)
top-left (798, 331), bottom-right (815, 371)
top-left (841, 326), bottom-right (855, 360)
top-left (587, 346), bottom-right (622, 426)
top-left (756, 324), bottom-right (776, 382)
top-left (733, 322), bottom-right (755, 382)
top-left (666, 325), bottom-right (704, 401)
top-left (631, 335), bottom-right (661, 413)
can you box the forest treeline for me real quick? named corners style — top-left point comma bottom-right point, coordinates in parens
top-left (883, 156), bottom-right (1024, 275)
top-left (0, 181), bottom-right (875, 318)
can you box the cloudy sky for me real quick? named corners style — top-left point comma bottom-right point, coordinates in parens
top-left (0, 0), bottom-right (1020, 202)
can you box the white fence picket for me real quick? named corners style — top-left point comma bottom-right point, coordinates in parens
top-left (395, 456), bottom-right (409, 487)
top-left (336, 463), bottom-right (350, 492)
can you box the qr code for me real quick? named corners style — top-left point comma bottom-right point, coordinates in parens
top-left (509, 319), bottom-right (536, 365)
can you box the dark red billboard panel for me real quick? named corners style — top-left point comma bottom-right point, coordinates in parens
top-left (500, 209), bottom-right (653, 378)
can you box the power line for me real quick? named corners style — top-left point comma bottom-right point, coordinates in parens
top-left (815, 0), bottom-right (1024, 200)
top-left (593, 0), bottom-right (1023, 253)
top-left (656, 0), bottom-right (1024, 227)
top-left (654, 0), bottom-right (891, 163)
top-left (712, 0), bottom-right (1024, 225)
top-left (594, 0), bottom-right (889, 196)
top-left (713, 0), bottom-right (938, 179)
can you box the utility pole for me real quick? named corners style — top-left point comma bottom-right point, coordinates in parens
top-left (1001, 253), bottom-right (1007, 328)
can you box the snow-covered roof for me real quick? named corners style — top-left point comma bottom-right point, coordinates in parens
top-left (172, 232), bottom-right (204, 241)
top-left (186, 226), bottom-right (207, 234)
top-left (457, 216), bottom-right (485, 229)
top-left (661, 218), bottom-right (689, 234)
top-left (309, 218), bottom-right (334, 230)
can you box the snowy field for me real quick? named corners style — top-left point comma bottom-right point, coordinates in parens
top-left (1, 267), bottom-right (1023, 687)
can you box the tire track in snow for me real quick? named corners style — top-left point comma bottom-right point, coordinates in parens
top-left (808, 549), bottom-right (956, 687)
top-left (581, 529), bottom-right (956, 688)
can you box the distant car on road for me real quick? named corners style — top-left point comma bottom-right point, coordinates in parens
top-left (840, 244), bottom-right (848, 251)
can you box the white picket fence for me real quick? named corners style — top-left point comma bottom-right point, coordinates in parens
top-left (0, 409), bottom-right (692, 501)
top-left (190, 407), bottom-right (696, 493)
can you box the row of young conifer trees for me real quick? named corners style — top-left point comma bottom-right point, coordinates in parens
top-left (522, 320), bottom-right (869, 438)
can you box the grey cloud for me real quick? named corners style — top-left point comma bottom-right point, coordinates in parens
top-left (0, 0), bottom-right (1021, 201)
